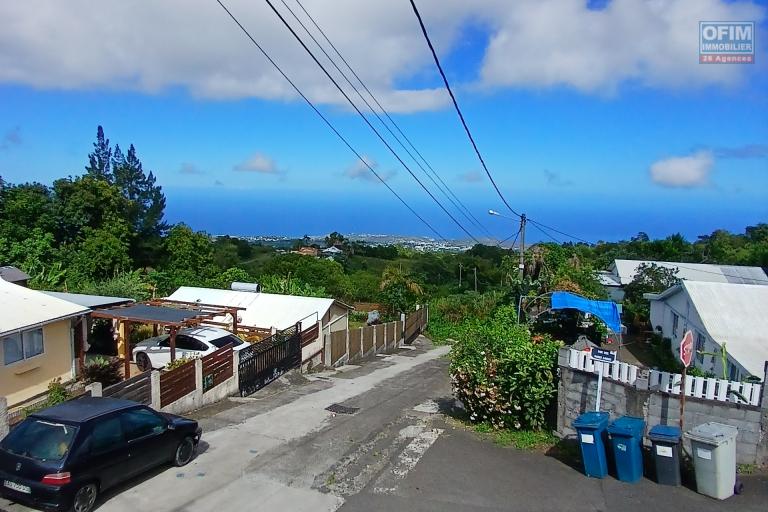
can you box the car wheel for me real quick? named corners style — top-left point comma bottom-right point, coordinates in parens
top-left (71, 483), bottom-right (98, 512)
top-left (136, 352), bottom-right (152, 372)
top-left (174, 436), bottom-right (196, 467)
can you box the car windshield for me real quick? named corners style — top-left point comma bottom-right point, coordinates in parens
top-left (210, 334), bottom-right (244, 349)
top-left (1, 418), bottom-right (78, 462)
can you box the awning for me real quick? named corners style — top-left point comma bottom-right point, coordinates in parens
top-left (550, 291), bottom-right (621, 333)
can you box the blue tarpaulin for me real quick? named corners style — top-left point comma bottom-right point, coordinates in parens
top-left (550, 291), bottom-right (622, 333)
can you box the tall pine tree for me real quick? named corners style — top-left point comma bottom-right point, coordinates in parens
top-left (111, 143), bottom-right (167, 267)
top-left (85, 126), bottom-right (112, 180)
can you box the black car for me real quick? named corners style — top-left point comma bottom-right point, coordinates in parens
top-left (0, 397), bottom-right (202, 512)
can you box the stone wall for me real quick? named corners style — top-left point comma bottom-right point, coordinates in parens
top-left (556, 349), bottom-right (768, 466)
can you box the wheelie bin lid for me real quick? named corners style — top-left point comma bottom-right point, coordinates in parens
top-left (572, 411), bottom-right (609, 430)
top-left (684, 422), bottom-right (738, 446)
top-left (607, 416), bottom-right (645, 437)
top-left (649, 424), bottom-right (681, 443)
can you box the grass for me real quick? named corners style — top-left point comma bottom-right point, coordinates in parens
top-left (472, 422), bottom-right (557, 450)
top-left (737, 463), bottom-right (756, 475)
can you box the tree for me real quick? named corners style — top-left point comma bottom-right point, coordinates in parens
top-left (161, 224), bottom-right (218, 288)
top-left (85, 125), bottom-right (112, 180)
top-left (379, 265), bottom-right (424, 314)
top-left (113, 143), bottom-right (167, 266)
top-left (325, 231), bottom-right (346, 248)
top-left (623, 263), bottom-right (680, 324)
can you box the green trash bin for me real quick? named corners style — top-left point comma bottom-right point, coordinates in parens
top-left (684, 422), bottom-right (738, 500)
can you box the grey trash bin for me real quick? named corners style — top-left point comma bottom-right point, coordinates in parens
top-left (684, 422), bottom-right (738, 500)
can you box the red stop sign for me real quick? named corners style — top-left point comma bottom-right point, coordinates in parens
top-left (680, 330), bottom-right (694, 367)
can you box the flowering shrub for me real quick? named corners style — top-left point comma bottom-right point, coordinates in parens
top-left (450, 305), bottom-right (562, 431)
top-left (165, 355), bottom-right (196, 371)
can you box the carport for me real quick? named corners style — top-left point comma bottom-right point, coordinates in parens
top-left (90, 300), bottom-right (244, 378)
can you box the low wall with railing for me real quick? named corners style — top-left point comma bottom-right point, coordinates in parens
top-left (322, 305), bottom-right (429, 368)
top-left (557, 348), bottom-right (768, 465)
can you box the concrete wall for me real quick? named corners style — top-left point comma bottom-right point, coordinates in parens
top-left (154, 354), bottom-right (240, 416)
top-left (556, 349), bottom-right (768, 465)
top-left (1, 319), bottom-right (78, 406)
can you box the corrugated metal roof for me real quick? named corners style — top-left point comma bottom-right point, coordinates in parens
top-left (0, 279), bottom-right (90, 336)
top-left (166, 287), bottom-right (352, 331)
top-left (0, 266), bottom-right (30, 283)
top-left (655, 281), bottom-right (768, 377)
top-left (612, 259), bottom-right (768, 286)
top-left (41, 291), bottom-right (134, 309)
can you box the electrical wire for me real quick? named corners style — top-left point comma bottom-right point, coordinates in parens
top-left (527, 217), bottom-right (591, 244)
top-left (213, 0), bottom-right (447, 241)
top-left (290, 0), bottom-right (496, 241)
top-left (409, 0), bottom-right (521, 219)
top-left (262, 0), bottom-right (482, 244)
top-left (527, 220), bottom-right (562, 244)
top-left (497, 226), bottom-right (521, 249)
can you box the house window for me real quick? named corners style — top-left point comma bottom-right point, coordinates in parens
top-left (2, 328), bottom-right (44, 365)
top-left (695, 332), bottom-right (706, 364)
top-left (671, 312), bottom-right (679, 337)
top-left (728, 362), bottom-right (739, 382)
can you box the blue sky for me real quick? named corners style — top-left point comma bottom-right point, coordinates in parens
top-left (1, 0), bottom-right (767, 243)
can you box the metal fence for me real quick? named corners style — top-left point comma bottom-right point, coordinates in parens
top-left (238, 324), bottom-right (301, 397)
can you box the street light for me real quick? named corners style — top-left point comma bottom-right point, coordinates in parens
top-left (488, 207), bottom-right (526, 281)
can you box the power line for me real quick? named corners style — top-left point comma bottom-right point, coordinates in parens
top-left (290, 0), bottom-right (496, 241)
top-left (497, 226), bottom-right (521, 248)
top-left (527, 217), bottom-right (591, 244)
top-left (409, 0), bottom-right (520, 219)
top-left (213, 0), bottom-right (446, 241)
top-left (527, 220), bottom-right (561, 244)
top-left (262, 0), bottom-right (482, 244)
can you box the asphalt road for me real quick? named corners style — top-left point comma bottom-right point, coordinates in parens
top-left (2, 337), bottom-right (766, 512)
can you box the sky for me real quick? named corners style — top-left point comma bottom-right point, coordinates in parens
top-left (0, 0), bottom-right (767, 243)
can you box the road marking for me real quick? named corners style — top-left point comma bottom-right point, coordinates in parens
top-left (373, 428), bottom-right (443, 494)
top-left (412, 399), bottom-right (440, 414)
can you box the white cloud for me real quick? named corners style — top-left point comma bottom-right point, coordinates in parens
top-left (344, 155), bottom-right (395, 182)
top-left (479, 0), bottom-right (764, 94)
top-left (234, 152), bottom-right (280, 174)
top-left (0, 0), bottom-right (761, 112)
top-left (650, 150), bottom-right (714, 188)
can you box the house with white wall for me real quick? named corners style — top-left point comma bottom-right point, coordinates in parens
top-left (600, 259), bottom-right (768, 302)
top-left (645, 281), bottom-right (768, 381)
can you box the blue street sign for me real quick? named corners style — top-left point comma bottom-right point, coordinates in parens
top-left (591, 347), bottom-right (616, 363)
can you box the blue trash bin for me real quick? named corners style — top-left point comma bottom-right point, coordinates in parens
top-left (607, 416), bottom-right (646, 483)
top-left (572, 412), bottom-right (610, 478)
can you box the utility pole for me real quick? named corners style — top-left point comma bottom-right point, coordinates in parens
top-left (474, 267), bottom-right (478, 292)
top-left (518, 213), bottom-right (527, 281)
top-left (458, 263), bottom-right (463, 288)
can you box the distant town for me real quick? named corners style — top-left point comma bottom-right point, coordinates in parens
top-left (216, 233), bottom-right (480, 253)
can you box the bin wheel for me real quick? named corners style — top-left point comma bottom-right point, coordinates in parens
top-left (734, 477), bottom-right (744, 495)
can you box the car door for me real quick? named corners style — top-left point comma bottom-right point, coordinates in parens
top-left (175, 335), bottom-right (209, 358)
top-left (82, 414), bottom-right (129, 491)
top-left (120, 408), bottom-right (173, 476)
top-left (148, 336), bottom-right (172, 368)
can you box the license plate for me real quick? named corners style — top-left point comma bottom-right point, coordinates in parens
top-left (4, 480), bottom-right (31, 494)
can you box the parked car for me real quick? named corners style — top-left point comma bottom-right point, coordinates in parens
top-left (0, 397), bottom-right (201, 512)
top-left (132, 326), bottom-right (249, 371)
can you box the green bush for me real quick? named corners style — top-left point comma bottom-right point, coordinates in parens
top-left (23, 378), bottom-right (72, 418)
top-left (428, 291), bottom-right (506, 343)
top-left (450, 305), bottom-right (562, 430)
top-left (165, 355), bottom-right (196, 371)
top-left (81, 356), bottom-right (123, 387)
